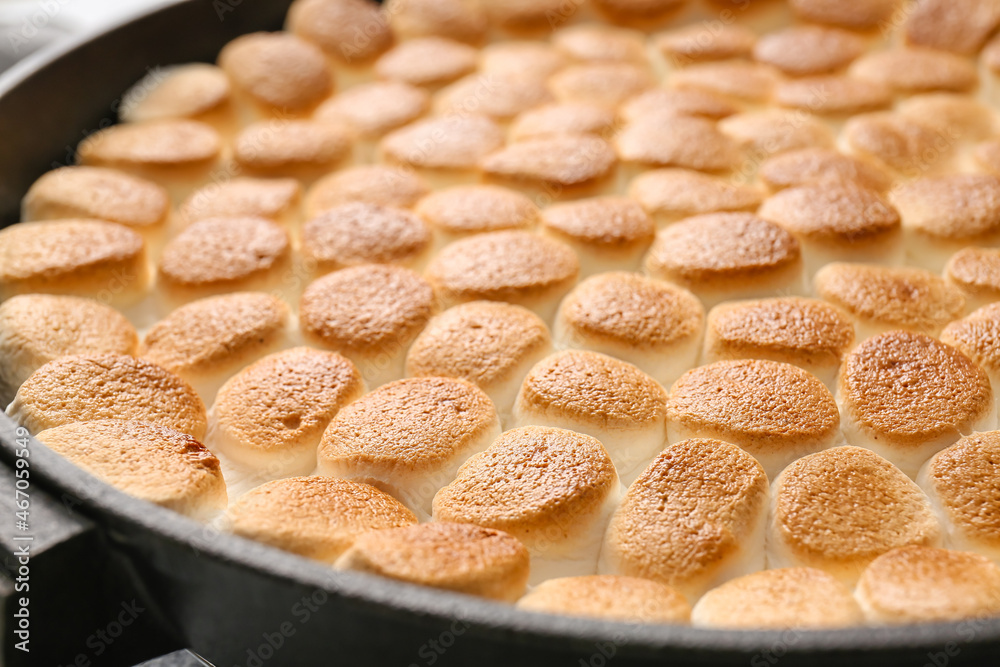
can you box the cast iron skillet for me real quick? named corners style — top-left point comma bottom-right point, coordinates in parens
top-left (0, 1), bottom-right (998, 664)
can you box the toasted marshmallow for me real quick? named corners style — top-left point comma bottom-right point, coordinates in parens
top-left (856, 546), bottom-right (1000, 623)
top-left (667, 359), bottom-right (840, 478)
top-left (180, 178), bottom-right (301, 227)
top-left (759, 148), bottom-right (892, 193)
top-left (380, 115), bottom-right (504, 171)
top-left (406, 301), bottom-right (552, 417)
top-left (897, 94), bottom-right (996, 143)
top-left (286, 0), bottom-right (392, 64)
top-left (540, 197), bottom-right (655, 276)
top-left (891, 175), bottom-right (1000, 272)
top-left (433, 426), bottom-right (619, 582)
top-left (554, 272), bottom-right (703, 389)
top-left (22, 166), bottom-right (169, 237)
top-left (517, 575), bottom-right (691, 623)
top-left (386, 0), bottom-right (487, 44)
top-left (7, 353), bottom-right (207, 439)
top-left (945, 249), bottom-right (1000, 312)
top-left (317, 377), bottom-right (500, 517)
top-left (644, 212), bottom-right (804, 308)
top-left (904, 0), bottom-right (1000, 55)
top-left (0, 295), bottom-right (137, 407)
top-left (157, 217), bottom-right (290, 306)
top-left (549, 63), bottom-right (654, 107)
top-left (479, 41), bottom-right (567, 79)
top-left (838, 331), bottom-right (994, 478)
top-left (228, 477), bottom-right (416, 563)
top-left (336, 522), bottom-right (530, 601)
top-left (233, 120), bottom-right (352, 181)
top-left (314, 81), bottom-right (429, 138)
top-left (302, 202), bottom-right (431, 273)
top-left (703, 298), bottom-right (854, 390)
top-left (851, 48), bottom-right (978, 94)
top-left (480, 0), bottom-right (580, 31)
top-left (119, 63), bottom-right (231, 124)
top-left (759, 183), bottom-right (903, 274)
top-left (600, 438), bottom-right (768, 601)
top-left (299, 264), bottom-right (436, 387)
top-left (139, 293), bottom-right (290, 403)
top-left (620, 89), bottom-right (738, 123)
top-left (36, 420), bottom-right (225, 519)
top-left (552, 23), bottom-right (647, 63)
top-left (941, 303), bottom-right (1000, 389)
top-left (481, 134), bottom-right (618, 192)
top-left (843, 112), bottom-right (949, 176)
top-left (919, 433), bottom-right (1000, 563)
top-left (0, 220), bottom-right (148, 307)
top-left (654, 24), bottom-right (756, 66)
top-left (425, 231), bottom-right (579, 322)
top-left (672, 60), bottom-right (780, 103)
top-left (375, 37), bottom-right (477, 87)
top-left (775, 76), bottom-right (892, 116)
top-left (719, 110), bottom-right (833, 158)
top-left (692, 568), bottom-right (863, 629)
top-left (768, 446), bottom-right (942, 585)
top-left (209, 347), bottom-right (364, 478)
top-left (436, 73), bottom-right (554, 121)
top-left (616, 115), bottom-right (742, 172)
top-left (590, 0), bottom-right (687, 26)
top-left (509, 102), bottom-right (617, 142)
top-left (305, 165), bottom-right (428, 216)
top-left (789, 0), bottom-right (902, 30)
top-left (76, 120), bottom-right (221, 201)
top-left (628, 168), bottom-right (763, 224)
top-left (814, 263), bottom-right (965, 339)
top-left (752, 25), bottom-right (864, 76)
top-left (414, 185), bottom-right (538, 245)
top-left (513, 350), bottom-right (667, 481)
top-left (218, 32), bottom-right (332, 116)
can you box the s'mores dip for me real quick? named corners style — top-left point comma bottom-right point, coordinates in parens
top-left (10, 0), bottom-right (1000, 630)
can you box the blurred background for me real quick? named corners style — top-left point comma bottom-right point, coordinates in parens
top-left (0, 0), bottom-right (165, 73)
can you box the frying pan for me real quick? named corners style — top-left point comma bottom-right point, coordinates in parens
top-left (0, 1), bottom-right (998, 665)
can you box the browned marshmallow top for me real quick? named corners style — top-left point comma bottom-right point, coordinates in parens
top-left (11, 353), bottom-right (207, 439)
top-left (752, 25), bottom-right (864, 76)
top-left (387, 0), bottom-right (488, 44)
top-left (789, 0), bottom-right (902, 30)
top-left (815, 264), bottom-right (965, 334)
top-left (941, 302), bottom-right (1000, 374)
top-left (773, 447), bottom-right (942, 572)
top-left (629, 169), bottom-right (763, 219)
top-left (945, 248), bottom-right (1000, 302)
top-left (302, 202), bottom-right (431, 270)
top-left (406, 301), bottom-right (551, 391)
top-left (218, 32), bottom-right (332, 111)
top-left (851, 47), bottom-right (979, 94)
top-left (654, 24), bottom-right (756, 65)
top-left (759, 183), bottom-right (900, 245)
top-left (840, 331), bottom-right (991, 448)
top-left (481, 134), bottom-right (617, 188)
top-left (903, 0), bottom-right (1000, 55)
top-left (381, 114), bottom-right (504, 169)
top-left (181, 178), bottom-right (301, 224)
top-left (233, 121), bottom-right (352, 171)
top-left (644, 212), bottom-right (801, 290)
top-left (415, 185), bottom-right (538, 236)
top-left (315, 81), bottom-right (429, 137)
top-left (667, 359), bottom-right (840, 455)
top-left (306, 165), bottom-right (428, 214)
top-left (604, 439), bottom-right (768, 590)
top-left (922, 432), bottom-right (1000, 548)
top-left (287, 0), bottom-right (392, 62)
top-left (759, 148), bottom-right (892, 193)
top-left (299, 264), bottom-right (436, 356)
top-left (23, 166), bottom-right (169, 229)
top-left (426, 231), bottom-right (579, 305)
top-left (891, 174), bottom-right (1000, 241)
top-left (518, 575), bottom-right (691, 623)
top-left (616, 115), bottom-right (741, 172)
top-left (158, 217), bottom-right (290, 291)
top-left (705, 297), bottom-right (854, 369)
top-left (36, 420), bottom-right (224, 517)
top-left (78, 120), bottom-right (221, 168)
top-left (559, 272), bottom-right (703, 350)
top-left (228, 477), bottom-right (416, 562)
top-left (433, 426), bottom-right (617, 544)
top-left (375, 37), bottom-right (477, 87)
top-left (337, 522), bottom-right (529, 601)
top-left (541, 196), bottom-right (654, 254)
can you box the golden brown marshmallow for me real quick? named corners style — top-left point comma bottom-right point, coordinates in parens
top-left (209, 347), bottom-right (364, 476)
top-left (414, 185), bottom-right (539, 239)
top-left (481, 134), bottom-right (618, 190)
top-left (380, 115), bottom-right (505, 170)
top-left (7, 353), bottom-right (207, 439)
top-left (601, 438), bottom-right (768, 601)
top-left (540, 197), bottom-right (655, 275)
top-left (719, 110), bottom-right (833, 157)
top-left (313, 81), bottom-right (429, 137)
top-left (903, 0), bottom-right (1000, 55)
top-left (759, 148), bottom-right (892, 193)
top-left (385, 0), bottom-right (487, 44)
top-left (119, 63), bottom-right (231, 123)
top-left (36, 420), bottom-right (225, 519)
top-left (628, 168), bottom-right (763, 222)
top-left (752, 25), bottom-right (864, 76)
top-left (180, 178), bottom-right (301, 226)
top-left (517, 575), bottom-right (691, 624)
top-left (672, 61), bottom-right (780, 103)
top-left (218, 32), bottom-right (332, 112)
top-left (286, 0), bottom-right (392, 63)
top-left (509, 103), bottom-right (617, 142)
top-left (769, 446), bottom-right (942, 585)
top-left (850, 47), bottom-right (978, 94)
top-left (228, 477), bottom-right (416, 562)
top-left (654, 24), bottom-right (756, 65)
top-left (305, 165), bottom-right (428, 215)
top-left (232, 121), bottom-right (352, 177)
top-left (616, 115), bottom-right (742, 172)
top-left (336, 522), bottom-right (529, 601)
top-left (945, 249), bottom-right (1000, 312)
top-left (548, 63), bottom-right (654, 107)
top-left (789, 0), bottom-right (899, 30)
top-left (302, 202), bottom-right (431, 272)
top-left (374, 37), bottom-right (477, 87)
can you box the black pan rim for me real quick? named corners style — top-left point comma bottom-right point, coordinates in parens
top-left (0, 0), bottom-right (998, 657)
